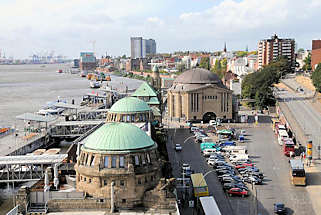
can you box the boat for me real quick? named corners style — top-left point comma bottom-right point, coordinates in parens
top-left (89, 80), bottom-right (101, 88)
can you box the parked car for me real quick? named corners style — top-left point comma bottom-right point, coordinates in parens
top-left (182, 163), bottom-right (192, 177)
top-left (223, 183), bottom-right (248, 192)
top-left (274, 203), bottom-right (286, 214)
top-left (175, 144), bottom-right (182, 151)
top-left (235, 163), bottom-right (255, 169)
top-left (227, 188), bottom-right (249, 197)
top-left (217, 169), bottom-right (235, 176)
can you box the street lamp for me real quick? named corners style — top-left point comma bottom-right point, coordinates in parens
top-left (184, 135), bottom-right (195, 144)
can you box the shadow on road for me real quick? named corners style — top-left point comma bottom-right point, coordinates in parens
top-left (306, 171), bottom-right (321, 186)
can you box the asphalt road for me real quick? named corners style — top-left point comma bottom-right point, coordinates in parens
top-left (167, 128), bottom-right (252, 215)
top-left (166, 125), bottom-right (316, 215)
top-left (276, 80), bottom-right (321, 158)
top-left (245, 126), bottom-right (315, 215)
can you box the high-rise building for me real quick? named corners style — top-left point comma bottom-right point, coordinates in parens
top-left (131, 37), bottom-right (156, 58)
top-left (258, 34), bottom-right (295, 71)
top-left (311, 40), bottom-right (321, 71)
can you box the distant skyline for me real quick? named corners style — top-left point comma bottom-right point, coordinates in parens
top-left (0, 0), bottom-right (321, 58)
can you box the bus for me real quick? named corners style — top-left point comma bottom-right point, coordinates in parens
top-left (200, 142), bottom-right (217, 151)
top-left (290, 159), bottom-right (306, 186)
top-left (191, 173), bottom-right (209, 197)
top-left (199, 196), bottom-right (222, 215)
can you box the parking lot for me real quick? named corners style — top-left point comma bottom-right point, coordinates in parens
top-left (167, 124), bottom-right (316, 215)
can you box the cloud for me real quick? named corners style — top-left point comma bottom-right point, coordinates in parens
top-left (0, 0), bottom-right (321, 58)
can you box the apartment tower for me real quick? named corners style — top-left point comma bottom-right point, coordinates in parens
top-left (258, 34), bottom-right (295, 71)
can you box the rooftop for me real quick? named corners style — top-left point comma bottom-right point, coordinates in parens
top-left (83, 123), bottom-right (155, 152)
top-left (174, 68), bottom-right (221, 84)
top-left (109, 97), bottom-right (151, 113)
top-left (131, 82), bottom-right (157, 97)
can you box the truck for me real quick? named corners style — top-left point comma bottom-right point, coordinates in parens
top-left (278, 130), bottom-right (289, 146)
top-left (283, 138), bottom-right (295, 157)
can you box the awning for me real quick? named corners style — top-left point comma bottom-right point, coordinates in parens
top-left (16, 113), bottom-right (57, 122)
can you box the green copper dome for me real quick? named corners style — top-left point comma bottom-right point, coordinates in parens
top-left (83, 123), bottom-right (155, 152)
top-left (109, 97), bottom-right (151, 113)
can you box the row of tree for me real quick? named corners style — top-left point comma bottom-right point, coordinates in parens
top-left (241, 57), bottom-right (292, 108)
top-left (198, 57), bottom-right (227, 79)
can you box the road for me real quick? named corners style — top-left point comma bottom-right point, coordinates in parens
top-left (245, 126), bottom-right (315, 215)
top-left (167, 128), bottom-right (252, 215)
top-left (277, 78), bottom-right (321, 158)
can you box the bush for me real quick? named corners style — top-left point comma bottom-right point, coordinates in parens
top-left (311, 64), bottom-right (321, 92)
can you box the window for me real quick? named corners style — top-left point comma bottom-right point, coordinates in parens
top-left (90, 155), bottom-right (95, 166)
top-left (89, 178), bottom-right (92, 183)
top-left (131, 115), bottom-right (135, 122)
top-left (120, 180), bottom-right (125, 186)
top-left (111, 156), bottom-right (117, 168)
top-left (103, 180), bottom-right (107, 186)
top-left (122, 115), bottom-right (126, 122)
top-left (142, 154), bottom-right (146, 165)
top-left (139, 114), bottom-right (143, 121)
top-left (84, 154), bottom-right (88, 166)
top-left (138, 178), bottom-right (142, 185)
top-left (104, 156), bottom-right (109, 168)
top-left (119, 156), bottom-right (125, 168)
top-left (145, 177), bottom-right (148, 183)
top-left (127, 115), bottom-right (130, 122)
top-left (134, 155), bottom-right (140, 166)
top-left (150, 175), bottom-right (154, 181)
top-left (122, 199), bottom-right (126, 203)
top-left (84, 177), bottom-right (87, 182)
top-left (146, 153), bottom-right (151, 163)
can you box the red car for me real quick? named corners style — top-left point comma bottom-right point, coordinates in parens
top-left (227, 188), bottom-right (249, 197)
top-left (235, 163), bottom-right (255, 169)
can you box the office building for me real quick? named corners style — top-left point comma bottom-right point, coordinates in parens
top-left (258, 34), bottom-right (295, 71)
top-left (131, 37), bottom-right (156, 58)
top-left (80, 52), bottom-right (96, 71)
top-left (312, 40), bottom-right (321, 70)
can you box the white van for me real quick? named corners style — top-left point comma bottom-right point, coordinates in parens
top-left (202, 148), bottom-right (217, 157)
top-left (201, 137), bottom-right (213, 143)
top-left (229, 154), bottom-right (249, 162)
top-left (278, 130), bottom-right (289, 146)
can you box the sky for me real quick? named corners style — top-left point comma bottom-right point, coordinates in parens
top-left (0, 0), bottom-right (321, 59)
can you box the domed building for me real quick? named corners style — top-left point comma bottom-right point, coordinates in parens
top-left (106, 97), bottom-right (153, 123)
top-left (75, 122), bottom-right (161, 208)
top-left (167, 68), bottom-right (232, 122)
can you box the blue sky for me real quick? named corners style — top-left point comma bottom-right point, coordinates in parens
top-left (0, 0), bottom-right (320, 58)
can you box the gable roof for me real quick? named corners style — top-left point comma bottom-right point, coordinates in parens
top-left (132, 82), bottom-right (157, 97)
top-left (147, 97), bottom-right (160, 105)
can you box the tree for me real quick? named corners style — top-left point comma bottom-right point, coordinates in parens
top-left (302, 53), bottom-right (311, 71)
top-left (241, 58), bottom-right (290, 108)
top-left (311, 64), bottom-right (321, 92)
top-left (121, 54), bottom-right (127, 59)
top-left (297, 48), bottom-right (304, 53)
top-left (199, 57), bottom-right (210, 70)
top-left (236, 51), bottom-right (248, 57)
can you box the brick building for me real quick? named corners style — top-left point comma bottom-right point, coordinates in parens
top-left (311, 40), bottom-right (321, 70)
top-left (258, 34), bottom-right (296, 71)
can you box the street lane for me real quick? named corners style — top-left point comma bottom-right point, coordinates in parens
top-left (246, 127), bottom-right (315, 215)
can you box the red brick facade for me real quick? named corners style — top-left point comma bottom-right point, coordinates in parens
top-left (312, 40), bottom-right (321, 71)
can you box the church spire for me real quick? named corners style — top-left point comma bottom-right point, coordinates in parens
top-left (224, 42), bottom-right (227, 53)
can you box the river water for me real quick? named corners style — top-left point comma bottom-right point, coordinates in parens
top-left (0, 63), bottom-right (143, 214)
top-left (0, 64), bottom-right (142, 127)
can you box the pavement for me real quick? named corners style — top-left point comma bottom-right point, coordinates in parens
top-left (245, 126), bottom-right (315, 215)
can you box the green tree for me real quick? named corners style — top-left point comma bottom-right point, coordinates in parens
top-left (297, 48), bottom-right (304, 53)
top-left (302, 53), bottom-right (312, 71)
top-left (241, 58), bottom-right (290, 108)
top-left (199, 57), bottom-right (210, 70)
top-left (311, 64), bottom-right (321, 92)
top-left (236, 51), bottom-right (248, 57)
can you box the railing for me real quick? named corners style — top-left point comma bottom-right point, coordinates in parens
top-left (6, 205), bottom-right (19, 215)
